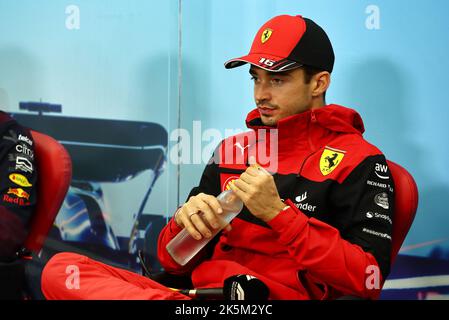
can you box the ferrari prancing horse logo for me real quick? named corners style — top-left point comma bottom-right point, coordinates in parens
top-left (261, 28), bottom-right (273, 44)
top-left (319, 147), bottom-right (346, 176)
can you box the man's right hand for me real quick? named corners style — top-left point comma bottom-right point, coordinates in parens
top-left (175, 193), bottom-right (230, 240)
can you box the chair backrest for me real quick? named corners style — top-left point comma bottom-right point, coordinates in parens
top-left (387, 160), bottom-right (419, 264)
top-left (23, 130), bottom-right (72, 252)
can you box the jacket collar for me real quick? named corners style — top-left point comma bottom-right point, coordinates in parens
top-left (245, 104), bottom-right (365, 150)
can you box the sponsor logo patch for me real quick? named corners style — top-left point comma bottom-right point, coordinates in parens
top-left (18, 134), bottom-right (33, 146)
top-left (366, 211), bottom-right (392, 224)
top-left (16, 144), bottom-right (34, 159)
top-left (9, 173), bottom-right (33, 187)
top-left (367, 180), bottom-right (386, 188)
top-left (3, 131), bottom-right (34, 147)
top-left (362, 228), bottom-right (392, 240)
top-left (374, 192), bottom-right (389, 209)
top-left (15, 156), bottom-right (33, 173)
top-left (2, 194), bottom-right (30, 206)
top-left (367, 180), bottom-right (394, 192)
top-left (7, 187), bottom-right (30, 200)
top-left (295, 192), bottom-right (307, 203)
top-left (319, 147), bottom-right (345, 176)
top-left (235, 142), bottom-right (251, 156)
top-left (375, 163), bottom-right (389, 180)
top-left (294, 191), bottom-right (317, 213)
top-left (222, 176), bottom-right (239, 191)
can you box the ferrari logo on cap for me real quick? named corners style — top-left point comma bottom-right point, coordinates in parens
top-left (261, 28), bottom-right (273, 44)
top-left (319, 147), bottom-right (346, 176)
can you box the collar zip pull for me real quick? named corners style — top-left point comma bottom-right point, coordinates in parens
top-left (311, 111), bottom-right (317, 123)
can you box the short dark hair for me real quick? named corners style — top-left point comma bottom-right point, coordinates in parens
top-left (302, 65), bottom-right (327, 102)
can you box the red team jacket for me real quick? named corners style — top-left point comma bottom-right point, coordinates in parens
top-left (157, 104), bottom-right (394, 300)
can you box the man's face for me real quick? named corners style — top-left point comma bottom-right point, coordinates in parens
top-left (250, 66), bottom-right (314, 126)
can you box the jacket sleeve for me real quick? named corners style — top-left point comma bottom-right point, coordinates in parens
top-left (157, 149), bottom-right (222, 274)
top-left (267, 155), bottom-right (394, 299)
top-left (0, 125), bottom-right (37, 261)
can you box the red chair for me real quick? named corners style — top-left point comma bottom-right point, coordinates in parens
top-left (387, 160), bottom-right (419, 266)
top-left (318, 160), bottom-right (419, 300)
top-left (22, 130), bottom-right (72, 254)
top-left (23, 130), bottom-right (72, 254)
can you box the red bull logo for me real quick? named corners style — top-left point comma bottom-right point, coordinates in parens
top-left (7, 188), bottom-right (30, 200)
top-left (2, 194), bottom-right (30, 206)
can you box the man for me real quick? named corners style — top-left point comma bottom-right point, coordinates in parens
top-left (41, 14), bottom-right (393, 300)
top-left (0, 111), bottom-right (38, 298)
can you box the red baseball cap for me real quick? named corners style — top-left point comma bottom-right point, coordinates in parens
top-left (224, 15), bottom-right (335, 73)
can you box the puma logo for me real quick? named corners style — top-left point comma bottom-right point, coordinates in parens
top-left (235, 142), bottom-right (250, 155)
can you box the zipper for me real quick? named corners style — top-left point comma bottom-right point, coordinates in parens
top-left (298, 111), bottom-right (318, 178)
top-left (311, 110), bottom-right (317, 123)
top-left (307, 111), bottom-right (317, 152)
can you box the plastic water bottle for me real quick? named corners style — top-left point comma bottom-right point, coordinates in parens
top-left (166, 190), bottom-right (243, 266)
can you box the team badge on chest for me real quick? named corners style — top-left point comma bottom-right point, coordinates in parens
top-left (319, 147), bottom-right (346, 176)
top-left (221, 175), bottom-right (240, 192)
